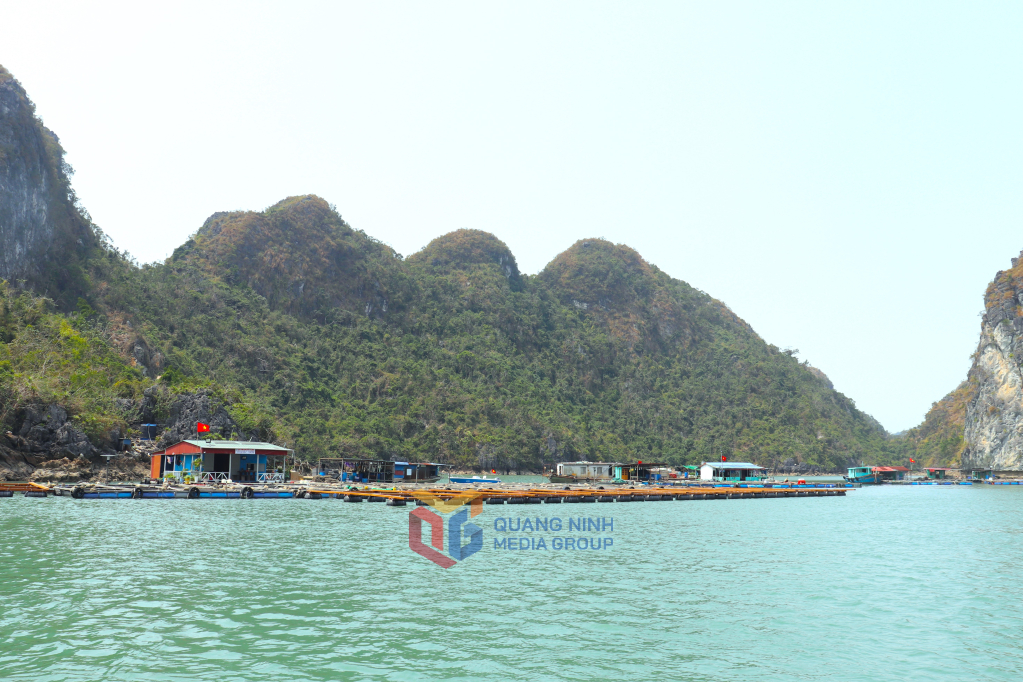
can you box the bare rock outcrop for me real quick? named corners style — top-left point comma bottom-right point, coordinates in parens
top-left (0, 442), bottom-right (38, 480)
top-left (12, 404), bottom-right (96, 458)
top-left (27, 456), bottom-right (93, 482)
top-left (26, 449), bottom-right (154, 483)
top-left (157, 389), bottom-right (238, 445)
top-left (0, 404), bottom-right (102, 479)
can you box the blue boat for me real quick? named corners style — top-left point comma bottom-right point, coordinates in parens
top-left (449, 475), bottom-right (501, 484)
top-left (845, 466), bottom-right (880, 484)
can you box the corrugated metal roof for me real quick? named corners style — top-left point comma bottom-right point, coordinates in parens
top-left (702, 462), bottom-right (764, 469)
top-left (183, 440), bottom-right (292, 452)
top-left (872, 466), bottom-right (908, 472)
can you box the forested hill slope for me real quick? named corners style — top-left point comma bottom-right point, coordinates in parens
top-left (0, 64), bottom-right (900, 472)
top-left (74, 194), bottom-right (892, 470)
top-left (171, 195), bottom-right (413, 321)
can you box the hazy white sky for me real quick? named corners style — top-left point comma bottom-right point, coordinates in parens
top-left (4, 1), bottom-right (1022, 432)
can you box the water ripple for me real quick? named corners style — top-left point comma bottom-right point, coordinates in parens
top-left (1, 487), bottom-right (1022, 680)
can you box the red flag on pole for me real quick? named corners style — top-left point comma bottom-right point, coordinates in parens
top-left (909, 458), bottom-right (915, 463)
top-left (197, 422), bottom-right (210, 433)
top-left (721, 455), bottom-right (727, 462)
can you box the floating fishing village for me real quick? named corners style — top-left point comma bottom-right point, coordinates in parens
top-left (7, 435), bottom-right (1013, 503)
top-left (0, 436), bottom-right (861, 501)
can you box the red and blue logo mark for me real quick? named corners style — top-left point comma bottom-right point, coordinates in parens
top-left (408, 492), bottom-right (484, 568)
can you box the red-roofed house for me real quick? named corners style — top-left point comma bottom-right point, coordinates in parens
top-left (151, 440), bottom-right (293, 483)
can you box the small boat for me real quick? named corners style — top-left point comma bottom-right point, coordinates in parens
top-left (845, 466), bottom-right (880, 484)
top-left (449, 475), bottom-right (502, 484)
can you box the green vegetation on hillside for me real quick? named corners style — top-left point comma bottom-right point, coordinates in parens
top-left (34, 199), bottom-right (899, 470)
top-left (0, 283), bottom-right (145, 443)
top-left (891, 381), bottom-right (974, 467)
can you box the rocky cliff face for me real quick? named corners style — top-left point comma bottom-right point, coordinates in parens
top-left (0, 67), bottom-right (53, 281)
top-left (962, 252), bottom-right (1023, 470)
top-left (0, 403), bottom-right (97, 479)
top-left (0, 65), bottom-right (96, 305)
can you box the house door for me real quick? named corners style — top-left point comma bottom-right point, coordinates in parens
top-left (213, 453), bottom-right (230, 472)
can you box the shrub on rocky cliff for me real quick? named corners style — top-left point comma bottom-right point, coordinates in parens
top-left (0, 283), bottom-right (144, 447)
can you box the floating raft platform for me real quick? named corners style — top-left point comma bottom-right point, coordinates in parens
top-left (9, 481), bottom-right (854, 503)
top-left (41, 483), bottom-right (299, 499)
top-left (877, 480), bottom-right (974, 486)
top-left (8, 478), bottom-right (1006, 500)
top-left (0, 482), bottom-right (52, 497)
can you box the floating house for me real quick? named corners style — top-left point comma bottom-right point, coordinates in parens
top-left (614, 462), bottom-right (668, 481)
top-left (700, 462), bottom-right (766, 482)
top-left (550, 461), bottom-right (617, 482)
top-left (925, 467), bottom-right (954, 480)
top-left (392, 461), bottom-right (446, 483)
top-left (648, 466), bottom-right (678, 481)
top-left (872, 466), bottom-right (908, 482)
top-left (966, 468), bottom-right (1023, 480)
top-left (151, 440), bottom-right (292, 483)
top-left (316, 458), bottom-right (446, 483)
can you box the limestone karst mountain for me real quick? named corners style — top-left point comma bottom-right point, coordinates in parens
top-left (958, 253), bottom-right (1023, 470)
top-left (0, 63), bottom-right (900, 476)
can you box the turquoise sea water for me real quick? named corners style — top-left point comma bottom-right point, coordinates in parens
top-left (1, 485), bottom-right (1022, 681)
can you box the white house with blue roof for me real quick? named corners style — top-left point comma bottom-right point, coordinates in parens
top-left (700, 461), bottom-right (766, 482)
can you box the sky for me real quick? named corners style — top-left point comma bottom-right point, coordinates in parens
top-left (3, 1), bottom-right (1022, 432)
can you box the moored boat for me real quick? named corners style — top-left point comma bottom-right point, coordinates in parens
top-left (845, 466), bottom-right (879, 484)
top-left (449, 475), bottom-right (502, 484)
top-left (845, 465), bottom-right (910, 484)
